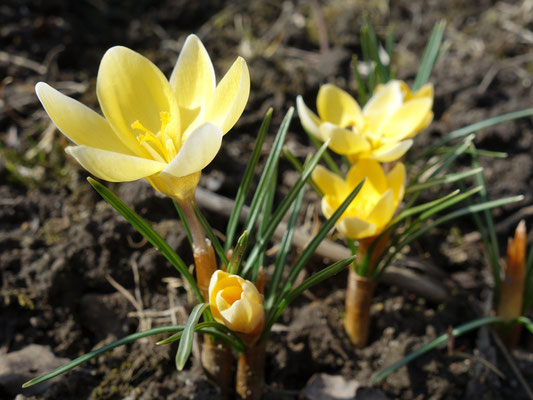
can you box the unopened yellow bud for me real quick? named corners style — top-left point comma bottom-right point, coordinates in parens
top-left (208, 271), bottom-right (265, 334)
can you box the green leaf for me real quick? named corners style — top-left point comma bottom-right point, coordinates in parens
top-left (371, 316), bottom-right (504, 384)
top-left (352, 55), bottom-right (368, 105)
top-left (173, 200), bottom-right (193, 247)
top-left (176, 303), bottom-right (209, 370)
top-left (307, 134), bottom-right (343, 176)
top-left (23, 325), bottom-right (186, 388)
top-left (518, 316), bottom-right (533, 335)
top-left (225, 109), bottom-right (273, 250)
top-left (362, 18), bottom-right (388, 83)
top-left (393, 190), bottom-right (461, 223)
top-left (87, 178), bottom-right (202, 302)
top-left (283, 146), bottom-right (323, 196)
top-left (412, 20), bottom-right (446, 91)
top-left (262, 256), bottom-right (355, 341)
top-left (418, 108), bottom-right (533, 160)
top-left (241, 140), bottom-right (330, 277)
top-left (245, 108), bottom-right (293, 234)
top-left (227, 231), bottom-right (249, 275)
top-left (406, 167), bottom-right (483, 193)
top-left (193, 204), bottom-right (229, 267)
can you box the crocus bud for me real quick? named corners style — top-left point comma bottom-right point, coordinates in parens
top-left (208, 270), bottom-right (265, 334)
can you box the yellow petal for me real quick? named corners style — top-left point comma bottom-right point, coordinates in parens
top-left (162, 123), bottom-right (222, 178)
top-left (97, 46), bottom-right (180, 144)
top-left (366, 189), bottom-right (395, 229)
top-left (346, 159), bottom-right (387, 194)
top-left (296, 95), bottom-right (321, 138)
top-left (35, 82), bottom-right (138, 156)
top-left (381, 98), bottom-right (433, 141)
top-left (170, 34), bottom-right (216, 109)
top-left (219, 298), bottom-right (251, 332)
top-left (362, 80), bottom-right (403, 134)
top-left (321, 198), bottom-right (335, 219)
top-left (65, 145), bottom-right (166, 182)
top-left (337, 217), bottom-right (378, 240)
top-left (312, 165), bottom-right (347, 199)
top-left (317, 84), bottom-right (363, 128)
top-left (204, 57), bottom-right (250, 134)
top-left (386, 163), bottom-right (406, 204)
top-left (147, 172), bottom-right (201, 201)
top-left (319, 122), bottom-right (371, 155)
top-left (370, 140), bottom-right (412, 162)
top-left (412, 83), bottom-right (434, 101)
top-left (408, 111), bottom-right (433, 138)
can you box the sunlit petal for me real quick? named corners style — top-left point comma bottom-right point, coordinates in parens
top-left (386, 163), bottom-right (406, 204)
top-left (65, 145), bottom-right (166, 182)
top-left (317, 84), bottom-right (363, 128)
top-left (162, 123), bottom-right (222, 178)
top-left (296, 95), bottom-right (321, 138)
top-left (312, 165), bottom-right (347, 199)
top-left (337, 217), bottom-right (378, 240)
top-left (381, 98), bottom-right (433, 141)
top-left (97, 46), bottom-right (180, 144)
top-left (35, 82), bottom-right (139, 155)
top-left (370, 140), bottom-right (412, 162)
top-left (362, 80), bottom-right (403, 134)
top-left (170, 34), bottom-right (216, 109)
top-left (346, 159), bottom-right (387, 193)
top-left (367, 189), bottom-right (395, 228)
top-left (203, 57), bottom-right (250, 134)
top-left (319, 122), bottom-right (371, 155)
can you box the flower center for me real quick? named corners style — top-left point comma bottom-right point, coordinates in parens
top-left (220, 285), bottom-right (243, 305)
top-left (131, 111), bottom-right (177, 163)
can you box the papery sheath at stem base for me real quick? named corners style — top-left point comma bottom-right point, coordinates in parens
top-left (236, 341), bottom-right (266, 400)
top-left (201, 334), bottom-right (235, 400)
top-left (345, 267), bottom-right (376, 347)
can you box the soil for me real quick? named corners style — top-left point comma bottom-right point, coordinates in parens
top-left (1, 0), bottom-right (533, 399)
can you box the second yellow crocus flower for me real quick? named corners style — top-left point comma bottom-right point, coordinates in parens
top-left (312, 159), bottom-right (405, 240)
top-left (297, 80), bottom-right (433, 162)
top-left (36, 34), bottom-right (250, 201)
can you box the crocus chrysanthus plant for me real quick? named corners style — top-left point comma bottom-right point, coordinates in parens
top-left (36, 34), bottom-right (249, 202)
top-left (297, 80), bottom-right (433, 162)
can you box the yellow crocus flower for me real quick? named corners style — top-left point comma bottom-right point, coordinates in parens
top-left (297, 80), bottom-right (433, 162)
top-left (208, 270), bottom-right (265, 334)
top-left (312, 159), bottom-right (405, 240)
top-left (36, 34), bottom-right (250, 201)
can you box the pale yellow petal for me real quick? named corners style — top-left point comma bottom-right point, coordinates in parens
top-left (65, 145), bottom-right (166, 182)
top-left (162, 123), bottom-right (222, 178)
top-left (312, 165), bottom-right (347, 199)
top-left (317, 84), bottom-right (363, 128)
top-left (319, 122), bottom-right (371, 155)
top-left (204, 57), bottom-right (250, 134)
top-left (346, 159), bottom-right (387, 193)
top-left (337, 217), bottom-right (378, 240)
top-left (370, 140), bottom-right (412, 162)
top-left (321, 198), bottom-right (335, 219)
top-left (407, 111), bottom-right (433, 138)
top-left (381, 98), bottom-right (433, 141)
top-left (97, 46), bottom-right (180, 145)
top-left (296, 95), bottom-right (321, 138)
top-left (412, 83), bottom-right (434, 100)
top-left (170, 34), bottom-right (216, 109)
top-left (362, 80), bottom-right (403, 134)
top-left (35, 82), bottom-right (139, 156)
top-left (208, 270), bottom-right (229, 300)
top-left (386, 163), bottom-right (406, 204)
top-left (219, 298), bottom-right (251, 332)
top-left (366, 189), bottom-right (395, 229)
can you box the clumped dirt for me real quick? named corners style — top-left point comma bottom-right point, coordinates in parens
top-left (1, 0), bottom-right (533, 399)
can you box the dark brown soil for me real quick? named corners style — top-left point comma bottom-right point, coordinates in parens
top-left (1, 1), bottom-right (533, 399)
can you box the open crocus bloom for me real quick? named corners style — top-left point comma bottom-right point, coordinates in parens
top-left (36, 34), bottom-right (250, 201)
top-left (209, 270), bottom-right (265, 334)
top-left (312, 159), bottom-right (406, 240)
top-left (297, 80), bottom-right (433, 162)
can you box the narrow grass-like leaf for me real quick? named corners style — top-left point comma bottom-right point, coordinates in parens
top-left (23, 325), bottom-right (185, 388)
top-left (262, 256), bottom-right (355, 341)
top-left (393, 190), bottom-right (460, 224)
top-left (307, 133), bottom-right (343, 176)
top-left (418, 108), bottom-right (533, 160)
top-left (371, 316), bottom-right (504, 384)
top-left (406, 167), bottom-right (483, 193)
top-left (271, 178), bottom-right (366, 308)
top-left (176, 303), bottom-right (208, 370)
top-left (428, 134), bottom-right (474, 179)
top-left (363, 18), bottom-right (388, 83)
top-left (265, 184), bottom-right (306, 309)
top-left (88, 178), bottom-right (202, 302)
top-left (227, 231), bottom-right (248, 275)
top-left (418, 186), bottom-right (482, 221)
top-left (173, 200), bottom-right (193, 247)
top-left (192, 204), bottom-right (228, 267)
top-left (283, 146), bottom-right (323, 196)
top-left (352, 55), bottom-right (368, 105)
top-left (225, 109), bottom-right (273, 251)
top-left (412, 20), bottom-right (445, 91)
top-left (518, 316), bottom-right (533, 335)
top-left (245, 108), bottom-right (293, 234)
top-left (241, 141), bottom-right (330, 277)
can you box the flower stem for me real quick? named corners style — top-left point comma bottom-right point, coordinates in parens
top-left (235, 341), bottom-right (266, 400)
top-left (344, 267), bottom-right (375, 347)
top-left (201, 334), bottom-right (235, 399)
